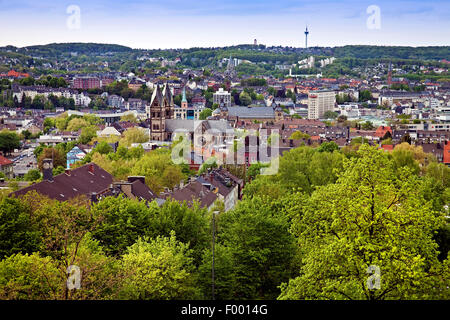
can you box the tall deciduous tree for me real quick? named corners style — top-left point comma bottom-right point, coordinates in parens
top-left (216, 196), bottom-right (298, 299)
top-left (37, 148), bottom-right (66, 172)
top-left (0, 198), bottom-right (42, 260)
top-left (0, 130), bottom-right (20, 155)
top-left (279, 145), bottom-right (449, 300)
top-left (91, 195), bottom-right (158, 257)
top-left (79, 125), bottom-right (98, 145)
top-left (120, 127), bottom-right (149, 147)
top-left (66, 118), bottom-right (89, 132)
top-left (239, 91), bottom-right (252, 106)
top-left (131, 149), bottom-right (184, 193)
top-left (277, 146), bottom-right (344, 194)
top-left (0, 253), bottom-right (61, 300)
top-left (199, 108), bottom-right (213, 120)
top-left (118, 233), bottom-right (201, 299)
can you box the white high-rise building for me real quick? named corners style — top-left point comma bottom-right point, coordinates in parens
top-left (307, 90), bottom-right (336, 119)
top-left (213, 88), bottom-right (232, 107)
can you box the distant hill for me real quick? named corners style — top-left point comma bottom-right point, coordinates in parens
top-left (0, 42), bottom-right (448, 77)
top-left (0, 43), bottom-right (133, 59)
top-left (332, 45), bottom-right (450, 61)
top-left (1, 43), bottom-right (449, 61)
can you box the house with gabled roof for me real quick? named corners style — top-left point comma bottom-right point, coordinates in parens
top-left (0, 155), bottom-right (13, 179)
top-left (11, 161), bottom-right (159, 204)
top-left (12, 162), bottom-right (114, 201)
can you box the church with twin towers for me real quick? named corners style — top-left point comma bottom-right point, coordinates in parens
top-left (146, 83), bottom-right (175, 141)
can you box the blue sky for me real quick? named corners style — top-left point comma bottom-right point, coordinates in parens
top-left (0, 0), bottom-right (449, 48)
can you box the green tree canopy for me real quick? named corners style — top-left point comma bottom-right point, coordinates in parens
top-left (118, 233), bottom-right (200, 299)
top-left (23, 169), bottom-right (41, 182)
top-left (93, 141), bottom-right (114, 155)
top-left (215, 196), bottom-right (298, 299)
top-left (323, 111), bottom-right (339, 119)
top-left (289, 131), bottom-right (310, 140)
top-left (0, 130), bottom-right (20, 155)
top-left (0, 253), bottom-right (61, 300)
top-left (239, 91), bottom-right (252, 106)
top-left (199, 108), bottom-right (213, 120)
top-left (0, 198), bottom-right (42, 260)
top-left (279, 145), bottom-right (449, 300)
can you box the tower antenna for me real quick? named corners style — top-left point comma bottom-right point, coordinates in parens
top-left (304, 25), bottom-right (309, 49)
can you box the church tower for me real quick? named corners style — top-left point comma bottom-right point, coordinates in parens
top-left (181, 86), bottom-right (188, 109)
top-left (149, 83), bottom-right (174, 141)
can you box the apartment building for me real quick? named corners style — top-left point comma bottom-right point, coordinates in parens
top-left (213, 88), bottom-right (231, 108)
top-left (307, 90), bottom-right (336, 119)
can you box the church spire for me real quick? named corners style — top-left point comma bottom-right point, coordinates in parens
top-left (182, 86), bottom-right (187, 103)
top-left (181, 86), bottom-right (188, 108)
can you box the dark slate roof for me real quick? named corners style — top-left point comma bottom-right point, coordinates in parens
top-left (164, 119), bottom-right (233, 133)
top-left (197, 168), bottom-right (243, 198)
top-left (162, 83), bottom-right (174, 105)
top-left (150, 84), bottom-right (164, 106)
top-left (12, 163), bottom-right (113, 201)
top-left (130, 180), bottom-right (158, 202)
top-left (165, 119), bottom-right (201, 132)
top-left (164, 180), bottom-right (217, 208)
top-left (227, 106), bottom-right (275, 119)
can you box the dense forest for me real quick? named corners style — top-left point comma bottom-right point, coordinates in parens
top-left (2, 43), bottom-right (133, 59)
top-left (333, 45), bottom-right (450, 61)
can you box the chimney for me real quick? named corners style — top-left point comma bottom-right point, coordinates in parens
top-left (42, 158), bottom-right (53, 181)
top-left (88, 163), bottom-right (94, 174)
top-left (120, 183), bottom-right (133, 198)
top-left (127, 176), bottom-right (145, 185)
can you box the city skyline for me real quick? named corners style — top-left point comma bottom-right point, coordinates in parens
top-left (0, 0), bottom-right (449, 49)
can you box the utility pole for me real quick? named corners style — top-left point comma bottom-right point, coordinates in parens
top-left (212, 211), bottom-right (219, 300)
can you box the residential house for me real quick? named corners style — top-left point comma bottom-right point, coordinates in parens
top-left (0, 156), bottom-right (14, 179)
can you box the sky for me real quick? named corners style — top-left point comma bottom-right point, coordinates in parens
top-left (0, 0), bottom-right (449, 49)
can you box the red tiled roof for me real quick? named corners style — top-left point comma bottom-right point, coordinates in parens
top-left (444, 141), bottom-right (450, 164)
top-left (381, 144), bottom-right (394, 151)
top-left (7, 70), bottom-right (29, 78)
top-left (375, 126), bottom-right (392, 138)
top-left (0, 156), bottom-right (13, 166)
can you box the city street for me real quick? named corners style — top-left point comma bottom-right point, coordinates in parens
top-left (12, 148), bottom-right (37, 178)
